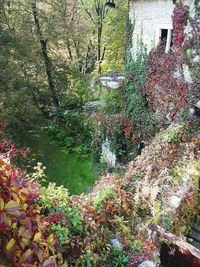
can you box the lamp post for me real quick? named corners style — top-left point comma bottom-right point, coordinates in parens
top-left (97, 0), bottom-right (116, 74)
top-left (105, 1), bottom-right (116, 8)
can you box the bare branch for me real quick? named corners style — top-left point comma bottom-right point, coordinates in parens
top-left (79, 0), bottom-right (96, 25)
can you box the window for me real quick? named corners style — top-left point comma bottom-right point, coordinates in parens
top-left (159, 28), bottom-right (173, 53)
top-left (161, 29), bottom-right (168, 41)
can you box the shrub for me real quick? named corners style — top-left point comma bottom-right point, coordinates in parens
top-left (40, 183), bottom-right (70, 213)
top-left (0, 146), bottom-right (60, 265)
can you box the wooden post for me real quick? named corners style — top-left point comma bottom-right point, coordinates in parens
top-left (149, 224), bottom-right (200, 265)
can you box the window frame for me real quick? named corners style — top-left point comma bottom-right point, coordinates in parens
top-left (156, 25), bottom-right (173, 53)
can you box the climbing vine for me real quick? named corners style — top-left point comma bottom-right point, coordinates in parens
top-left (145, 3), bottom-right (189, 122)
top-left (172, 4), bottom-right (189, 48)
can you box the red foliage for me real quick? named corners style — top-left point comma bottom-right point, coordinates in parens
top-left (144, 3), bottom-right (190, 122)
top-left (145, 43), bottom-right (188, 121)
top-left (46, 213), bottom-right (64, 224)
top-left (96, 113), bottom-right (137, 144)
top-left (172, 4), bottom-right (189, 48)
top-left (130, 239), bottom-right (157, 267)
top-left (0, 140), bottom-right (59, 266)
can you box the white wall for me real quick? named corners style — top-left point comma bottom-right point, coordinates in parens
top-left (129, 0), bottom-right (175, 55)
top-left (129, 0), bottom-right (196, 55)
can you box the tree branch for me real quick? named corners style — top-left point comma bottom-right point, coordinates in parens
top-left (79, 0), bottom-right (96, 25)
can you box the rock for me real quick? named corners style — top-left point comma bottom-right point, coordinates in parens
top-left (195, 100), bottom-right (200, 109)
top-left (106, 81), bottom-right (120, 89)
top-left (194, 101), bottom-right (200, 117)
top-left (168, 196), bottom-right (181, 210)
top-left (183, 64), bottom-right (193, 84)
top-left (84, 100), bottom-right (102, 111)
top-left (189, 108), bottom-right (195, 116)
top-left (99, 77), bottom-right (112, 81)
top-left (182, 173), bottom-right (190, 183)
top-left (138, 260), bottom-right (156, 267)
top-left (110, 239), bottom-right (122, 250)
top-left (117, 76), bottom-right (125, 80)
top-left (101, 139), bottom-right (116, 168)
top-left (89, 79), bottom-right (95, 88)
top-left (99, 72), bottom-right (125, 89)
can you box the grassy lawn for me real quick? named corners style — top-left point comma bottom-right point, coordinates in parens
top-left (15, 128), bottom-right (96, 195)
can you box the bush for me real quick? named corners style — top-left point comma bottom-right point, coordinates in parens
top-left (0, 144), bottom-right (60, 265)
top-left (100, 88), bottom-right (123, 115)
top-left (48, 110), bottom-right (95, 154)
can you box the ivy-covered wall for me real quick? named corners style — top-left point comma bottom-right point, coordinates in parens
top-left (130, 0), bottom-right (200, 122)
top-left (129, 0), bottom-right (175, 55)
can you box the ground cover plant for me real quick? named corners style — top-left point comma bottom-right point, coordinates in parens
top-left (1, 118), bottom-right (200, 266)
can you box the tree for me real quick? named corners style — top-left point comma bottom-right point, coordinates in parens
top-left (31, 0), bottom-right (60, 108)
top-left (80, 0), bottom-right (127, 74)
top-left (80, 0), bottom-right (114, 74)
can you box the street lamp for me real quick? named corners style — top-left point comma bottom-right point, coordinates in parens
top-left (105, 1), bottom-right (116, 8)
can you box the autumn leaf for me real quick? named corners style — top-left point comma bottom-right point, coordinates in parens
top-left (20, 249), bottom-right (33, 264)
top-left (0, 198), bottom-right (4, 210)
top-left (4, 200), bottom-right (19, 215)
top-left (34, 232), bottom-right (42, 242)
top-left (43, 258), bottom-right (55, 267)
top-left (6, 238), bottom-right (16, 254)
top-left (47, 234), bottom-right (54, 247)
top-left (3, 214), bottom-right (11, 227)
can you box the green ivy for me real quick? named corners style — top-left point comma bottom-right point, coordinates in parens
top-left (124, 43), bottom-right (155, 136)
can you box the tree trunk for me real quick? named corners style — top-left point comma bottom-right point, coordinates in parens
top-left (97, 16), bottom-right (103, 74)
top-left (66, 40), bottom-right (73, 61)
top-left (31, 1), bottom-right (59, 108)
top-left (84, 39), bottom-right (92, 74)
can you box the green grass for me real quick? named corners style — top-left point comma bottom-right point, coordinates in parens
top-left (15, 128), bottom-right (96, 195)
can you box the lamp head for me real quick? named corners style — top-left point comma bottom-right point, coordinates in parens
top-left (105, 1), bottom-right (116, 8)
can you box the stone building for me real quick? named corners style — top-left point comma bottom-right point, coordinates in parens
top-left (129, 0), bottom-right (196, 55)
top-left (129, 0), bottom-right (200, 121)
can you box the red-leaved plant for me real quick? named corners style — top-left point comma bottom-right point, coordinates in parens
top-left (0, 129), bottom-right (60, 266)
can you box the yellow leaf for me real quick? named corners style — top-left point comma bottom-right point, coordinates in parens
top-left (20, 188), bottom-right (28, 195)
top-left (0, 198), bottom-right (4, 210)
top-left (12, 192), bottom-right (19, 203)
top-left (23, 203), bottom-right (28, 210)
top-left (19, 226), bottom-right (26, 236)
top-left (12, 222), bottom-right (17, 229)
top-left (6, 238), bottom-right (16, 253)
top-left (0, 159), bottom-right (4, 166)
top-left (34, 232), bottom-right (42, 242)
top-left (3, 214), bottom-right (11, 227)
top-left (11, 187), bottom-right (19, 193)
top-left (15, 196), bottom-right (21, 205)
top-left (21, 237), bottom-right (30, 248)
top-left (20, 188), bottom-right (28, 202)
top-left (47, 234), bottom-right (54, 247)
